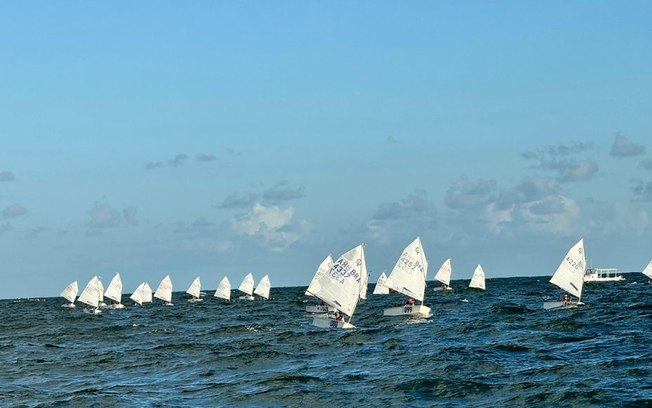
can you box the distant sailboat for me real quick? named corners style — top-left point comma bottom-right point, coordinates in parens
top-left (433, 258), bottom-right (453, 291)
top-left (77, 276), bottom-right (102, 314)
top-left (60, 280), bottom-right (78, 308)
top-left (383, 237), bottom-right (431, 318)
top-left (97, 279), bottom-right (107, 307)
top-left (214, 277), bottom-right (231, 302)
top-left (372, 272), bottom-right (390, 295)
top-left (254, 275), bottom-right (271, 300)
top-left (238, 273), bottom-right (255, 300)
top-left (468, 265), bottom-right (486, 290)
top-left (130, 282), bottom-right (152, 306)
top-left (311, 243), bottom-right (367, 329)
top-left (306, 254), bottom-right (334, 313)
top-left (104, 273), bottom-right (125, 309)
top-left (642, 260), bottom-right (652, 283)
top-left (543, 238), bottom-right (586, 310)
top-left (154, 275), bottom-right (173, 305)
top-left (186, 277), bottom-right (202, 302)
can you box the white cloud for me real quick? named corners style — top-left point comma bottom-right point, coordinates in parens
top-left (232, 203), bottom-right (308, 251)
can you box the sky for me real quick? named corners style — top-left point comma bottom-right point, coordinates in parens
top-left (1, 2), bottom-right (652, 299)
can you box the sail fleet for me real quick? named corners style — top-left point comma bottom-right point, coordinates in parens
top-left (59, 237), bottom-right (647, 325)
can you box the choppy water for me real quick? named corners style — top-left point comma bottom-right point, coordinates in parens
top-left (1, 274), bottom-right (652, 407)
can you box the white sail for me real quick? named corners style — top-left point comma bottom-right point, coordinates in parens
top-left (254, 275), bottom-right (271, 299)
top-left (359, 251), bottom-right (369, 300)
top-left (97, 279), bottom-right (105, 303)
top-left (469, 264), bottom-right (486, 290)
top-left (373, 272), bottom-right (390, 295)
top-left (306, 254), bottom-right (334, 296)
top-left (214, 277), bottom-right (231, 301)
top-left (186, 277), bottom-right (201, 299)
top-left (309, 244), bottom-right (365, 317)
top-left (549, 238), bottom-right (585, 299)
top-left (143, 283), bottom-right (153, 303)
top-left (642, 260), bottom-right (652, 280)
top-left (238, 273), bottom-right (255, 296)
top-left (60, 281), bottom-right (78, 304)
top-left (434, 258), bottom-right (452, 286)
top-left (77, 276), bottom-right (101, 308)
top-left (385, 237), bottom-right (428, 302)
top-left (104, 273), bottom-right (123, 304)
top-left (130, 282), bottom-right (147, 306)
top-left (154, 275), bottom-right (173, 303)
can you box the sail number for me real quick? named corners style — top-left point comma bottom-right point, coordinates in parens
top-left (565, 256), bottom-right (584, 271)
top-left (403, 306), bottom-right (413, 313)
top-left (329, 258), bottom-right (360, 284)
top-left (398, 252), bottom-right (424, 274)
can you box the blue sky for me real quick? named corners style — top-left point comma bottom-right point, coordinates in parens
top-left (1, 2), bottom-right (652, 299)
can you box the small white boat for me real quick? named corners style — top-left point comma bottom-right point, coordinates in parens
top-left (383, 237), bottom-right (431, 318)
top-left (583, 267), bottom-right (624, 282)
top-left (310, 244), bottom-right (367, 329)
top-left (237, 273), bottom-right (255, 300)
top-left (543, 239), bottom-right (586, 310)
top-left (433, 258), bottom-right (453, 291)
top-left (77, 276), bottom-right (102, 314)
top-left (60, 281), bottom-right (78, 308)
top-left (186, 277), bottom-right (203, 302)
top-left (372, 272), bottom-right (390, 295)
top-left (154, 275), bottom-right (173, 305)
top-left (104, 273), bottom-right (125, 309)
top-left (254, 275), bottom-right (271, 300)
top-left (468, 265), bottom-right (486, 290)
top-left (130, 282), bottom-right (152, 306)
top-left (214, 277), bottom-right (231, 302)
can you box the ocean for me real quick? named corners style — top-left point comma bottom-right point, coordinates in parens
top-left (1, 274), bottom-right (651, 407)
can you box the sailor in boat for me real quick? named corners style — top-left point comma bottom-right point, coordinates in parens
top-left (334, 311), bottom-right (343, 321)
top-left (405, 297), bottom-right (415, 306)
top-left (561, 294), bottom-right (572, 305)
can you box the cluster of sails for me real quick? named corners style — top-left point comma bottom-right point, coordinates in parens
top-left (303, 237), bottom-right (487, 329)
top-left (60, 272), bottom-right (272, 314)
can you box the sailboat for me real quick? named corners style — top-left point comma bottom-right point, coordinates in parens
top-left (186, 276), bottom-right (202, 302)
top-left (642, 260), bottom-right (652, 283)
top-left (238, 273), bottom-right (255, 300)
top-left (104, 273), bottom-right (125, 309)
top-left (77, 276), bottom-right (102, 314)
top-left (383, 237), bottom-right (431, 317)
top-left (310, 243), bottom-right (367, 329)
top-left (433, 258), bottom-right (453, 291)
top-left (154, 275), bottom-right (173, 305)
top-left (306, 254), bottom-right (334, 313)
top-left (60, 280), bottom-right (78, 308)
top-left (543, 238), bottom-right (586, 310)
top-left (254, 275), bottom-right (271, 300)
top-left (97, 279), bottom-right (107, 307)
top-left (214, 277), bottom-right (231, 301)
top-left (468, 264), bottom-right (486, 290)
top-left (130, 282), bottom-right (152, 306)
top-left (372, 272), bottom-right (390, 295)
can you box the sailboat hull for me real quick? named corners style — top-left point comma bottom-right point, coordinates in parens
top-left (61, 303), bottom-right (76, 308)
top-left (312, 316), bottom-right (355, 329)
top-left (433, 286), bottom-right (453, 292)
top-left (383, 304), bottom-right (431, 317)
top-left (239, 295), bottom-right (255, 301)
top-left (543, 300), bottom-right (583, 310)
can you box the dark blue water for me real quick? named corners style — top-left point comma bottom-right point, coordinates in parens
top-left (1, 274), bottom-right (651, 407)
